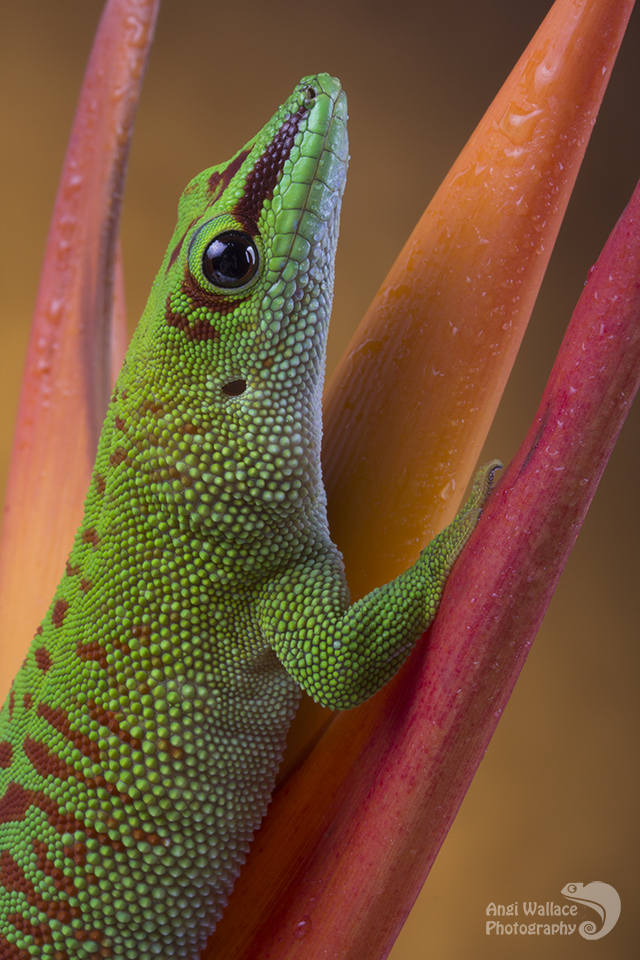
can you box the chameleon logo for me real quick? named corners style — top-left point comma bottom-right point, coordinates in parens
top-left (561, 881), bottom-right (621, 940)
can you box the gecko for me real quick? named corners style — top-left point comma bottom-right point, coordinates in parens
top-left (0, 74), bottom-right (499, 959)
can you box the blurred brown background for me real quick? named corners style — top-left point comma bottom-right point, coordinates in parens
top-left (0, 1), bottom-right (638, 957)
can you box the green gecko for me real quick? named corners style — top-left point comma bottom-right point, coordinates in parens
top-left (0, 74), bottom-right (498, 959)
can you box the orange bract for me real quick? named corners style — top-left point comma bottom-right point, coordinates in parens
top-left (323, 0), bottom-right (636, 599)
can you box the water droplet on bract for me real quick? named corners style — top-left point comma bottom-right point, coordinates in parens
top-left (293, 916), bottom-right (312, 939)
top-left (440, 478), bottom-right (456, 502)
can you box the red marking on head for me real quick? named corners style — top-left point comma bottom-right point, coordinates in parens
top-left (34, 647), bottom-right (52, 673)
top-left (207, 149), bottom-right (251, 204)
top-left (94, 472), bottom-right (106, 495)
top-left (82, 528), bottom-right (99, 549)
top-left (66, 560), bottom-right (81, 577)
top-left (52, 599), bottom-right (69, 628)
top-left (166, 218), bottom-right (198, 274)
top-left (0, 741), bottom-right (12, 768)
top-left (233, 105), bottom-right (307, 234)
top-left (35, 625), bottom-right (44, 636)
top-left (23, 693), bottom-right (33, 711)
top-left (114, 415), bottom-right (126, 430)
top-left (165, 289), bottom-right (227, 342)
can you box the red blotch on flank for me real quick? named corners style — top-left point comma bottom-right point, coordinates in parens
top-left (0, 931), bottom-right (31, 959)
top-left (7, 913), bottom-right (58, 946)
top-left (0, 850), bottom-right (35, 899)
top-left (0, 780), bottom-right (164, 849)
top-left (38, 702), bottom-right (100, 764)
top-left (34, 840), bottom-right (77, 897)
top-left (24, 738), bottom-right (77, 781)
top-left (0, 742), bottom-right (12, 768)
top-left (86, 701), bottom-right (141, 751)
top-left (82, 528), bottom-right (99, 548)
top-left (109, 447), bottom-right (127, 468)
top-left (76, 640), bottom-right (108, 671)
top-left (35, 648), bottom-right (52, 673)
top-left (52, 600), bottom-right (69, 627)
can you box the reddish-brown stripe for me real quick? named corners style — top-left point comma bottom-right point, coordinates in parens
top-left (8, 689), bottom-right (14, 720)
top-left (23, 693), bottom-right (33, 711)
top-left (207, 148), bottom-right (251, 203)
top-left (166, 215), bottom-right (200, 274)
top-left (0, 742), bottom-right (13, 768)
top-left (94, 473), bottom-right (106, 495)
top-left (233, 105), bottom-right (307, 233)
top-left (34, 647), bottom-right (52, 673)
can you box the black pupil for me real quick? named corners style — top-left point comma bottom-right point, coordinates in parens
top-left (202, 232), bottom-right (257, 288)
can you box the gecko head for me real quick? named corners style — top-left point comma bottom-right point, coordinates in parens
top-left (140, 74), bottom-right (348, 413)
top-left (122, 77), bottom-right (348, 541)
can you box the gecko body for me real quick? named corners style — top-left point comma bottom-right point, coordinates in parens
top-left (0, 75), bottom-right (497, 958)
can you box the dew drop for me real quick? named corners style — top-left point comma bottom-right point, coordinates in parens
top-left (293, 916), bottom-right (312, 940)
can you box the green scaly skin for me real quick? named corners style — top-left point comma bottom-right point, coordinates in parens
top-left (0, 75), bottom-right (499, 959)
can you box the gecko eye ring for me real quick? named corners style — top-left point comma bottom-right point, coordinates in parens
top-left (202, 231), bottom-right (259, 288)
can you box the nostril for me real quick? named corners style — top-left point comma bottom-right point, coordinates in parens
top-left (222, 379), bottom-right (247, 396)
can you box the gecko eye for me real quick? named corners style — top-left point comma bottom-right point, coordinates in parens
top-left (202, 231), bottom-right (258, 288)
